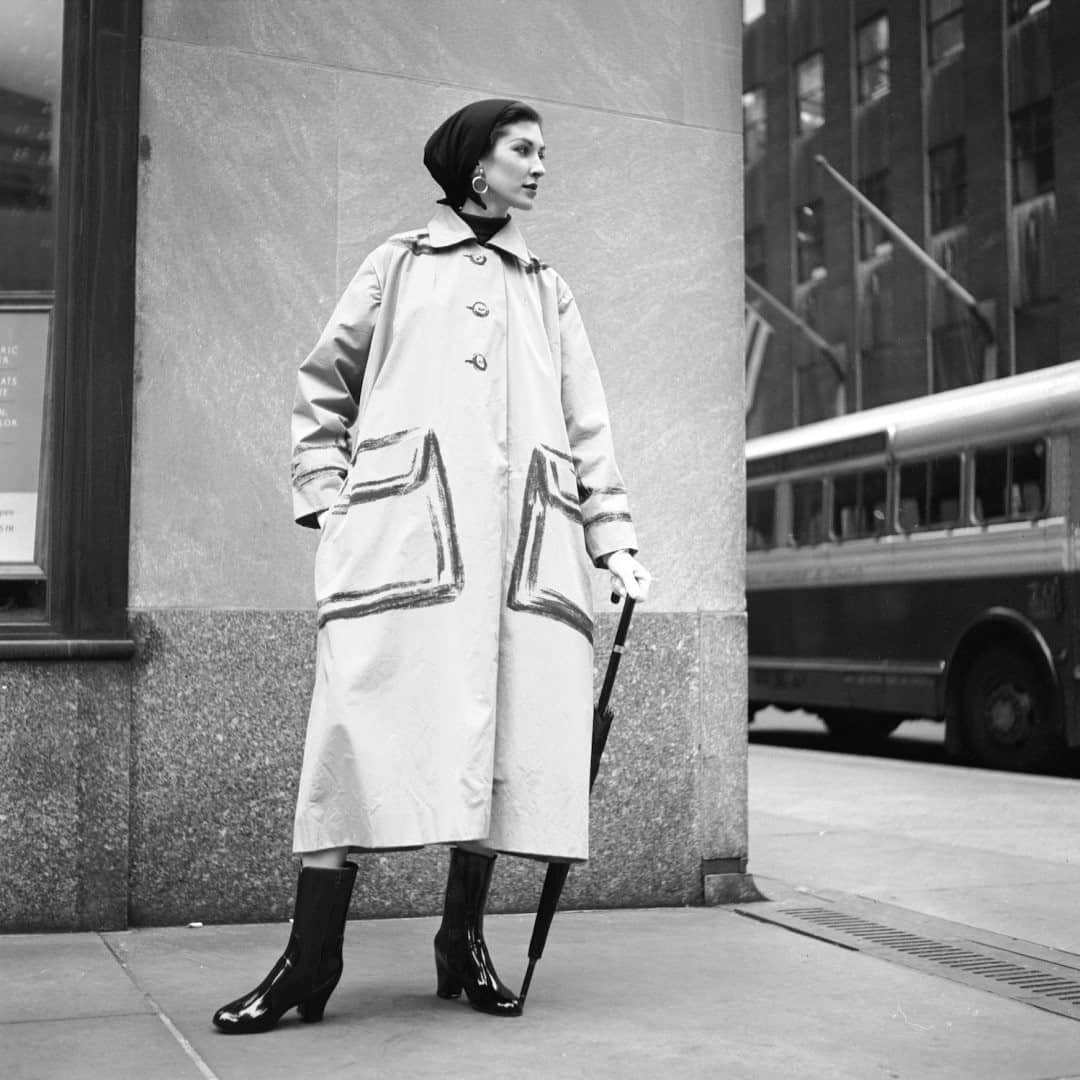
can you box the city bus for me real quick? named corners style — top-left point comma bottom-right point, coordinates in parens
top-left (746, 360), bottom-right (1080, 771)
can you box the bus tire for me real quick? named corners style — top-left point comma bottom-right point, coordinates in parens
top-left (821, 711), bottom-right (902, 743)
top-left (961, 646), bottom-right (1059, 771)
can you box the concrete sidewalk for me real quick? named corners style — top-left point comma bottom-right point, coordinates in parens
top-left (7, 884), bottom-right (1080, 1080)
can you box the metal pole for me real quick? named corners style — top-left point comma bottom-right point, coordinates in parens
top-left (744, 274), bottom-right (847, 382)
top-left (814, 154), bottom-right (995, 344)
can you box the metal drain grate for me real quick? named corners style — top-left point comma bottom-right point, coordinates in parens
top-left (737, 901), bottom-right (1080, 1021)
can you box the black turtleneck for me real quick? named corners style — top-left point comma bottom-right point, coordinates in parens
top-left (456, 208), bottom-right (509, 246)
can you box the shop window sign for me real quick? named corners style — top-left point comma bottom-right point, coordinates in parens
top-left (0, 301), bottom-right (49, 569)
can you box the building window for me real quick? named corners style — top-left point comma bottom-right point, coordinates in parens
top-left (745, 225), bottom-right (766, 284)
top-left (857, 171), bottom-right (891, 259)
top-left (1011, 99), bottom-right (1054, 203)
top-left (1014, 300), bottom-right (1059, 374)
top-left (856, 15), bottom-right (890, 104)
top-left (743, 87), bottom-right (767, 167)
top-left (744, 0), bottom-right (766, 24)
top-left (928, 0), bottom-right (964, 64)
top-left (795, 201), bottom-right (826, 282)
top-left (795, 53), bottom-right (825, 135)
top-left (929, 139), bottom-right (966, 232)
top-left (1008, 0), bottom-right (1050, 23)
top-left (932, 322), bottom-right (981, 390)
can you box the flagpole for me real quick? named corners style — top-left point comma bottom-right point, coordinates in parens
top-left (744, 274), bottom-right (847, 381)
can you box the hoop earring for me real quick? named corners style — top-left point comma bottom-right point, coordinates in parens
top-left (471, 173), bottom-right (489, 196)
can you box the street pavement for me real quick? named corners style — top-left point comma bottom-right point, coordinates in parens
top-left (7, 723), bottom-right (1080, 1079)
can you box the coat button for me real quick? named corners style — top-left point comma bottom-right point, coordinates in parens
top-left (467, 301), bottom-right (490, 317)
top-left (467, 252), bottom-right (488, 265)
top-left (466, 353), bottom-right (488, 371)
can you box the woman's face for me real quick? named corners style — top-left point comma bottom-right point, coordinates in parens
top-left (475, 121), bottom-right (546, 214)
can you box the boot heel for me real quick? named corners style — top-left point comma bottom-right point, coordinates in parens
top-left (435, 955), bottom-right (462, 999)
top-left (298, 979), bottom-right (337, 1023)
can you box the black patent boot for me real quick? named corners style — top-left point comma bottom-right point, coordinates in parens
top-left (212, 861), bottom-right (357, 1034)
top-left (433, 847), bottom-right (522, 1017)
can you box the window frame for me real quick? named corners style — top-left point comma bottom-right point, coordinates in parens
top-left (1008, 0), bottom-right (1051, 24)
top-left (929, 138), bottom-right (967, 233)
top-left (830, 467), bottom-right (890, 541)
top-left (857, 170), bottom-right (891, 260)
top-left (746, 484), bottom-right (777, 551)
top-left (0, 0), bottom-right (141, 657)
top-left (791, 476), bottom-right (827, 547)
top-left (742, 86), bottom-right (767, 167)
top-left (1010, 98), bottom-right (1055, 204)
top-left (856, 14), bottom-right (890, 105)
top-left (745, 224), bottom-right (767, 285)
top-left (927, 0), bottom-right (964, 66)
top-left (898, 454), bottom-right (964, 533)
top-left (795, 200), bottom-right (826, 283)
top-left (744, 0), bottom-right (766, 26)
top-left (972, 439), bottom-right (1047, 523)
top-left (794, 52), bottom-right (826, 136)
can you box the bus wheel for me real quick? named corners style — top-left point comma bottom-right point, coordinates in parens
top-left (821, 711), bottom-right (902, 743)
top-left (961, 647), bottom-right (1058, 771)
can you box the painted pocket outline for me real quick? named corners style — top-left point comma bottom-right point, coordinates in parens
top-left (316, 428), bottom-right (464, 627)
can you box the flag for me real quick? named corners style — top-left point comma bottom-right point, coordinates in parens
top-left (745, 302), bottom-right (773, 415)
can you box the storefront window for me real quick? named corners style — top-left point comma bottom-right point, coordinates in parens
top-left (0, 1), bottom-right (63, 616)
top-left (0, 0), bottom-right (140, 653)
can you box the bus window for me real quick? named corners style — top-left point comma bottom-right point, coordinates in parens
top-left (974, 440), bottom-right (1045, 522)
top-left (746, 487), bottom-right (776, 550)
top-left (1013, 441), bottom-right (1046, 515)
top-left (832, 469), bottom-right (887, 539)
top-left (899, 456), bottom-right (960, 531)
top-left (974, 446), bottom-right (1007, 520)
top-left (792, 479), bottom-right (826, 545)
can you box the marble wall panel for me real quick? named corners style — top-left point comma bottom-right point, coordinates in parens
top-left (131, 40), bottom-right (339, 609)
top-left (126, 609), bottom-right (735, 925)
top-left (0, 663), bottom-right (130, 931)
top-left (143, 0), bottom-right (742, 131)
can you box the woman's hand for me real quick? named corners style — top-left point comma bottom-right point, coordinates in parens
top-left (606, 550), bottom-right (652, 602)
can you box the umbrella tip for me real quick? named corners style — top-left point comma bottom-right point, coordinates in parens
top-left (518, 958), bottom-right (537, 1006)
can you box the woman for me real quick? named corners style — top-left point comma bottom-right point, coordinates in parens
top-left (213, 99), bottom-right (651, 1034)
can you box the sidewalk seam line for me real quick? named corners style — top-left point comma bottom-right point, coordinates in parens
top-left (98, 933), bottom-right (222, 1080)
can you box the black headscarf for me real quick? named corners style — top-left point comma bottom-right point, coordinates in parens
top-left (423, 98), bottom-right (523, 209)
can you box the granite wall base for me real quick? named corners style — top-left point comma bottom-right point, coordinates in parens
top-left (0, 662), bottom-right (131, 931)
top-left (128, 607), bottom-right (747, 926)
top-left (1, 607), bottom-right (747, 930)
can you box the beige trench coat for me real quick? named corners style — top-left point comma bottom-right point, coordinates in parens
top-left (290, 205), bottom-right (636, 861)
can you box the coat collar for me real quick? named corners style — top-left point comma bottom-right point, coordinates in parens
top-left (425, 203), bottom-right (532, 266)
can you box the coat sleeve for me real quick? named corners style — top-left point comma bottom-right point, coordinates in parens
top-left (291, 254), bottom-right (382, 528)
top-left (557, 277), bottom-right (639, 566)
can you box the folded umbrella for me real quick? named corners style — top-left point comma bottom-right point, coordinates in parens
top-left (518, 596), bottom-right (637, 1008)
